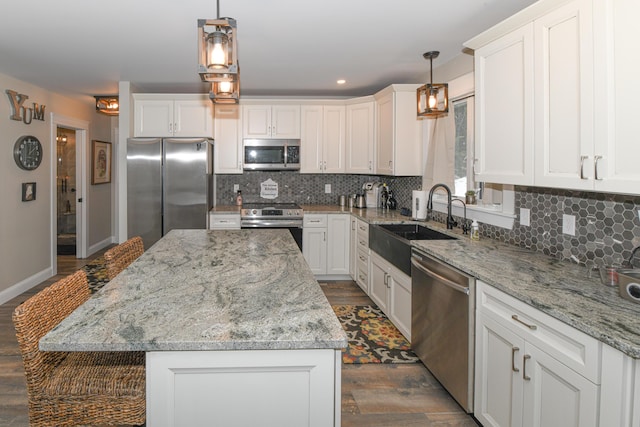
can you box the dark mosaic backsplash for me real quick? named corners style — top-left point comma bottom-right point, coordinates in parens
top-left (216, 172), bottom-right (421, 209)
top-left (217, 173), bottom-right (640, 269)
top-left (433, 186), bottom-right (640, 269)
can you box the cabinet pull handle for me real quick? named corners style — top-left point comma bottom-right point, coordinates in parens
top-left (352, 222), bottom-right (356, 230)
top-left (580, 155), bottom-right (588, 179)
top-left (359, 255), bottom-right (366, 261)
top-left (169, 122), bottom-right (173, 133)
top-left (323, 232), bottom-right (326, 242)
top-left (594, 155), bottom-right (603, 180)
top-left (359, 274), bottom-right (366, 282)
top-left (473, 158), bottom-right (478, 176)
top-left (512, 314), bottom-right (537, 330)
top-left (369, 160), bottom-right (372, 170)
top-left (511, 347), bottom-right (520, 372)
top-left (523, 354), bottom-right (531, 381)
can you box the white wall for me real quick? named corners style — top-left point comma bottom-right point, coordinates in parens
top-left (0, 72), bottom-right (113, 300)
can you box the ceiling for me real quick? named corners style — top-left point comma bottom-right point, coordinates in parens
top-left (0, 0), bottom-right (536, 99)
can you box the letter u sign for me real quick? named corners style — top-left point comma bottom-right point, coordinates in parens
top-left (6, 90), bottom-right (46, 124)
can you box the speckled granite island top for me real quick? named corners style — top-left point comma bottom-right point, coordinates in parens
top-left (40, 229), bottom-right (348, 352)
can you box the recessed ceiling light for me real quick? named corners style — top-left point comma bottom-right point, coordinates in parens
top-left (337, 79), bottom-right (346, 85)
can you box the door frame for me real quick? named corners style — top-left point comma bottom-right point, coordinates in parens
top-left (50, 113), bottom-right (89, 272)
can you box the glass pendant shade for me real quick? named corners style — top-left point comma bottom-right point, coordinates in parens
top-left (210, 75), bottom-right (239, 104)
top-left (198, 18), bottom-right (238, 82)
top-left (417, 51), bottom-right (449, 118)
top-left (417, 83), bottom-right (448, 117)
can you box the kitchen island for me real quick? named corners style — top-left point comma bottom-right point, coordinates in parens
top-left (41, 229), bottom-right (347, 427)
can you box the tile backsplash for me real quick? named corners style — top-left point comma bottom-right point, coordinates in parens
top-left (216, 173), bottom-right (640, 269)
top-left (462, 187), bottom-right (639, 269)
top-left (216, 172), bottom-right (421, 209)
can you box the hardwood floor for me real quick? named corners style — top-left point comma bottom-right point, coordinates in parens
top-left (321, 282), bottom-right (479, 427)
top-left (0, 261), bottom-right (478, 426)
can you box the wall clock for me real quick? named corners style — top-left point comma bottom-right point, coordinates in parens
top-left (13, 135), bottom-right (43, 170)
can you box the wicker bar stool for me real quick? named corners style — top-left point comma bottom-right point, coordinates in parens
top-left (104, 236), bottom-right (145, 280)
top-left (13, 270), bottom-right (145, 427)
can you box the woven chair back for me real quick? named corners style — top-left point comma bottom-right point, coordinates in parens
top-left (103, 236), bottom-right (144, 280)
top-left (12, 270), bottom-right (91, 396)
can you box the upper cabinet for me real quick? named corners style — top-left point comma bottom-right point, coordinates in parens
top-left (300, 105), bottom-right (346, 174)
top-left (345, 99), bottom-right (375, 174)
top-left (242, 104), bottom-right (300, 139)
top-left (213, 105), bottom-right (243, 174)
top-left (374, 85), bottom-right (422, 176)
top-left (472, 24), bottom-right (534, 185)
top-left (592, 0), bottom-right (640, 194)
top-left (466, 0), bottom-right (640, 195)
top-left (133, 94), bottom-right (213, 138)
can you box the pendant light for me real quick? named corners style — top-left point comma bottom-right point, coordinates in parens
top-left (416, 51), bottom-right (448, 118)
top-left (209, 73), bottom-right (240, 104)
top-left (94, 96), bottom-right (119, 115)
top-left (197, 0), bottom-right (238, 84)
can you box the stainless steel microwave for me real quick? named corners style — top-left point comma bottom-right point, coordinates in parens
top-left (243, 139), bottom-right (301, 171)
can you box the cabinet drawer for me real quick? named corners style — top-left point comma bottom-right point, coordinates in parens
top-left (356, 263), bottom-right (369, 293)
top-left (209, 214), bottom-right (241, 229)
top-left (477, 281), bottom-right (601, 383)
top-left (304, 214), bottom-right (327, 228)
top-left (356, 220), bottom-right (369, 240)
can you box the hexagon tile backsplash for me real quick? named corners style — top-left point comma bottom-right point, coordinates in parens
top-left (483, 186), bottom-right (640, 269)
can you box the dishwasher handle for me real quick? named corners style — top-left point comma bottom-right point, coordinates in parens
top-left (411, 257), bottom-right (470, 295)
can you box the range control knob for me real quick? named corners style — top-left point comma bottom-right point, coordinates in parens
top-left (252, 209), bottom-right (258, 215)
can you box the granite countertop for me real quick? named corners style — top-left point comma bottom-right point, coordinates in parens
top-left (40, 229), bottom-right (347, 352)
top-left (300, 204), bottom-right (640, 359)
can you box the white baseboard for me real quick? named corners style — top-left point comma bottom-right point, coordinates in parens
top-left (88, 236), bottom-right (115, 257)
top-left (0, 267), bottom-right (53, 306)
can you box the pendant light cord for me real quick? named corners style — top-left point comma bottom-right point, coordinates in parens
top-left (216, 0), bottom-right (220, 18)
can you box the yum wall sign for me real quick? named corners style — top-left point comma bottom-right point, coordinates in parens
top-left (6, 90), bottom-right (46, 124)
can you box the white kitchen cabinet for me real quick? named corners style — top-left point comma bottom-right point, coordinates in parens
top-left (599, 343), bottom-right (640, 427)
top-left (368, 251), bottom-right (411, 340)
top-left (534, 0), bottom-right (595, 190)
top-left (242, 104), bottom-right (300, 139)
top-left (345, 100), bottom-right (375, 174)
top-left (300, 105), bottom-right (346, 174)
top-left (475, 281), bottom-right (600, 427)
top-left (354, 218), bottom-right (370, 293)
top-left (472, 24), bottom-right (535, 185)
top-left (349, 216), bottom-right (357, 280)
top-left (303, 214), bottom-right (350, 277)
top-left (374, 85), bottom-right (422, 176)
top-left (134, 94), bottom-right (213, 138)
top-left (213, 105), bottom-right (243, 174)
top-left (209, 213), bottom-right (241, 230)
top-left (592, 0), bottom-right (640, 194)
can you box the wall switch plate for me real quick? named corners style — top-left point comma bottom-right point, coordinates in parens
top-left (325, 184), bottom-right (331, 194)
top-left (233, 184), bottom-right (239, 192)
top-left (520, 208), bottom-right (530, 227)
top-left (562, 214), bottom-right (576, 236)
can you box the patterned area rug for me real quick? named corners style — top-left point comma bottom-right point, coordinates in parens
top-left (332, 305), bottom-right (419, 364)
top-left (81, 256), bottom-right (109, 293)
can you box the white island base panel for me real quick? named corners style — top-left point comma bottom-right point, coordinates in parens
top-left (147, 349), bottom-right (342, 427)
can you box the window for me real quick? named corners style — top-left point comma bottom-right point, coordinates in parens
top-left (453, 96), bottom-right (475, 197)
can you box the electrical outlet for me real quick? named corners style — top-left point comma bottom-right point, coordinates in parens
top-left (233, 184), bottom-right (239, 193)
top-left (562, 214), bottom-right (576, 236)
top-left (325, 184), bottom-right (331, 194)
top-left (520, 208), bottom-right (530, 227)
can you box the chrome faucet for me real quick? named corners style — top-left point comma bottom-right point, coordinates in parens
top-left (623, 246), bottom-right (640, 269)
top-left (451, 198), bottom-right (469, 234)
top-left (427, 183), bottom-right (456, 230)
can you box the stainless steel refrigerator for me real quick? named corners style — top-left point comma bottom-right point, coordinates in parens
top-left (127, 137), bottom-right (213, 248)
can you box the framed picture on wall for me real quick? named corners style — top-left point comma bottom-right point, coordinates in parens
top-left (22, 182), bottom-right (36, 201)
top-left (91, 140), bottom-right (112, 185)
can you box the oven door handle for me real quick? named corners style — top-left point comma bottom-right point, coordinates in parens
top-left (241, 219), bottom-right (303, 228)
top-left (411, 258), bottom-right (469, 295)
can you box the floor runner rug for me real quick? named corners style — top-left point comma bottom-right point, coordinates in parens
top-left (81, 256), bottom-right (109, 293)
top-left (332, 304), bottom-right (419, 364)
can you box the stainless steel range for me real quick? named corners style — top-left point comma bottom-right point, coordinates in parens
top-left (240, 203), bottom-right (304, 250)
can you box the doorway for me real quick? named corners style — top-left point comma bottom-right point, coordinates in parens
top-left (56, 126), bottom-right (76, 255)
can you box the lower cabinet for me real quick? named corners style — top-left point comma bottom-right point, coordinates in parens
top-left (209, 213), bottom-right (241, 230)
top-left (354, 217), bottom-right (369, 293)
top-left (475, 281), bottom-right (600, 427)
top-left (369, 251), bottom-right (411, 340)
top-left (303, 214), bottom-right (350, 276)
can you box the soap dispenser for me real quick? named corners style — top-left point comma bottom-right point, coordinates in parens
top-left (470, 220), bottom-right (480, 241)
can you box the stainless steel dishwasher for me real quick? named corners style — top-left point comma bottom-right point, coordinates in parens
top-left (411, 249), bottom-right (475, 413)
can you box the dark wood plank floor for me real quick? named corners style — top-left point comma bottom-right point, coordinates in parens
top-left (1, 259), bottom-right (478, 426)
